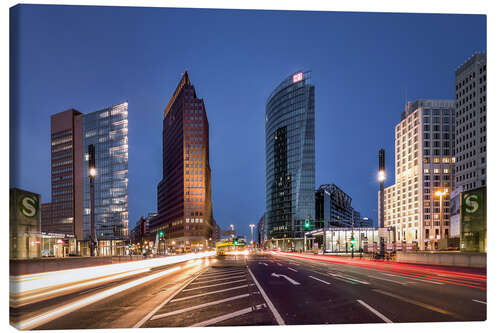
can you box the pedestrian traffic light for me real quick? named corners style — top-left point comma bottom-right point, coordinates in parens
top-left (159, 231), bottom-right (164, 238)
top-left (233, 239), bottom-right (239, 245)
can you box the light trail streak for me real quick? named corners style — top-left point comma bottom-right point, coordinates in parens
top-left (14, 266), bottom-right (183, 330)
top-left (272, 251), bottom-right (486, 290)
top-left (10, 251), bottom-right (215, 306)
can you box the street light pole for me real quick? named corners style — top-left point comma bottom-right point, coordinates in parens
top-left (88, 144), bottom-right (97, 257)
top-left (249, 224), bottom-right (255, 248)
top-left (435, 189), bottom-right (448, 249)
top-left (378, 149), bottom-right (386, 258)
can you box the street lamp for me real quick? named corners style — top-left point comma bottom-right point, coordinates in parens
top-left (377, 170), bottom-right (386, 183)
top-left (88, 144), bottom-right (97, 257)
top-left (378, 149), bottom-right (386, 258)
top-left (249, 224), bottom-right (255, 248)
top-left (435, 188), bottom-right (449, 248)
top-left (230, 224), bottom-right (235, 238)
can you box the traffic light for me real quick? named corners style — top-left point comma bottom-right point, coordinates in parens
top-left (233, 239), bottom-right (239, 245)
top-left (350, 237), bottom-right (355, 250)
top-left (159, 231), bottom-right (164, 239)
top-left (304, 219), bottom-right (311, 230)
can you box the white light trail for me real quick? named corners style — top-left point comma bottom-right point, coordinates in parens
top-left (11, 251), bottom-right (215, 306)
top-left (15, 266), bottom-right (183, 330)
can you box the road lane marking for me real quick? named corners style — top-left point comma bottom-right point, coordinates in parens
top-left (472, 299), bottom-right (487, 305)
top-left (190, 304), bottom-right (266, 327)
top-left (372, 289), bottom-right (461, 319)
top-left (271, 273), bottom-right (300, 285)
top-left (171, 284), bottom-right (253, 302)
top-left (191, 274), bottom-right (247, 284)
top-left (133, 268), bottom-right (206, 328)
top-left (357, 300), bottom-right (392, 323)
top-left (202, 268), bottom-right (246, 274)
top-left (248, 268), bottom-right (285, 325)
top-left (151, 293), bottom-right (250, 320)
top-left (288, 267), bottom-right (298, 272)
top-left (198, 270), bottom-right (246, 278)
top-left (183, 279), bottom-right (248, 291)
top-left (382, 273), bottom-right (444, 285)
top-left (308, 276), bottom-right (331, 285)
top-left (329, 273), bottom-right (369, 285)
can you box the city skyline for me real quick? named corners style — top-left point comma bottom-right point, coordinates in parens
top-left (8, 4), bottom-right (489, 330)
top-left (10, 5), bottom-right (486, 238)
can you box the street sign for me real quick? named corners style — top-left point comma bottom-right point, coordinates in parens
top-left (460, 187), bottom-right (486, 252)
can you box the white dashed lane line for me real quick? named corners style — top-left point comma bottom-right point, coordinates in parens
top-left (308, 276), bottom-right (331, 285)
top-left (357, 300), bottom-right (393, 323)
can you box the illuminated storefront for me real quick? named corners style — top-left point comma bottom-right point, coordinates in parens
top-left (305, 227), bottom-right (397, 253)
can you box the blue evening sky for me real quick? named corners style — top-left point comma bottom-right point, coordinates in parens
top-left (10, 5), bottom-right (486, 239)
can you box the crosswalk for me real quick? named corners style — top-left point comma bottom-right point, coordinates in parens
top-left (140, 266), bottom-right (276, 327)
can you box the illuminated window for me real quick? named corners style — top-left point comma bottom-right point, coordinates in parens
top-left (434, 169), bottom-right (440, 173)
top-left (433, 157), bottom-right (440, 163)
top-left (424, 169), bottom-right (430, 173)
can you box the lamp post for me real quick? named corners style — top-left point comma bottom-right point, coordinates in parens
top-left (230, 224), bottom-right (235, 238)
top-left (249, 224), bottom-right (255, 248)
top-left (378, 149), bottom-right (386, 258)
top-left (435, 188), bottom-right (448, 249)
top-left (88, 144), bottom-right (97, 257)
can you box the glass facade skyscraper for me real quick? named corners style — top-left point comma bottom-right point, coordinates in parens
top-left (82, 102), bottom-right (129, 244)
top-left (265, 71), bottom-right (315, 249)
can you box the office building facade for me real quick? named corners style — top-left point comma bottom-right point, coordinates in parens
top-left (82, 102), bottom-right (129, 248)
top-left (42, 103), bottom-right (129, 256)
top-left (42, 109), bottom-right (84, 239)
top-left (315, 184), bottom-right (361, 228)
top-left (265, 71), bottom-right (315, 250)
top-left (380, 100), bottom-right (455, 250)
top-left (454, 53), bottom-right (486, 191)
top-left (153, 72), bottom-right (213, 251)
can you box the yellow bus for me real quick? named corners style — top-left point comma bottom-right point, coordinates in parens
top-left (216, 238), bottom-right (248, 256)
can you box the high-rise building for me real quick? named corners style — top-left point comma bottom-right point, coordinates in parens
top-left (152, 72), bottom-right (213, 251)
top-left (265, 71), bottom-right (315, 250)
top-left (379, 100), bottom-right (455, 251)
top-left (257, 214), bottom-right (265, 246)
top-left (82, 102), bottom-right (129, 250)
top-left (42, 102), bottom-right (129, 255)
top-left (454, 53), bottom-right (486, 191)
top-left (42, 109), bottom-right (84, 239)
top-left (315, 184), bottom-right (361, 228)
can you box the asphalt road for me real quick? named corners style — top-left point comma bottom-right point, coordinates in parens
top-left (249, 252), bottom-right (486, 324)
top-left (10, 252), bottom-right (486, 329)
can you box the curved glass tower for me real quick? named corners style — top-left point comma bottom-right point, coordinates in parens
top-left (265, 71), bottom-right (315, 249)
